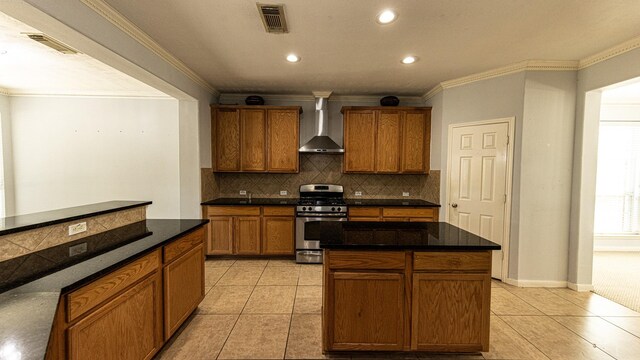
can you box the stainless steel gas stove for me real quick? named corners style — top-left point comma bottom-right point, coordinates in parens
top-left (295, 184), bottom-right (347, 263)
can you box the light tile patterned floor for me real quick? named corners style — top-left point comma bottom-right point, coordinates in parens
top-left (156, 259), bottom-right (640, 360)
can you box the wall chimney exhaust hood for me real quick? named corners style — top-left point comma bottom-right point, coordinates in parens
top-left (299, 91), bottom-right (344, 153)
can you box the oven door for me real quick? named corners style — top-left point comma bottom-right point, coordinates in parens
top-left (295, 216), bottom-right (346, 263)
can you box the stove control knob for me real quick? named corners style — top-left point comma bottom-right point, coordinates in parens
top-left (337, 207), bottom-right (342, 212)
top-left (331, 207), bottom-right (336, 211)
top-left (302, 207), bottom-right (307, 211)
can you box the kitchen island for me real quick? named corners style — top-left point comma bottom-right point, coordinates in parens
top-left (307, 221), bottom-right (500, 354)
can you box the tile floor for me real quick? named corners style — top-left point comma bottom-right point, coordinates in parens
top-left (156, 258), bottom-right (640, 360)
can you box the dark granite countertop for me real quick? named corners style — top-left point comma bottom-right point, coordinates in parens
top-left (307, 221), bottom-right (500, 250)
top-left (345, 199), bottom-right (440, 207)
top-left (201, 197), bottom-right (298, 206)
top-left (0, 218), bottom-right (208, 360)
top-left (0, 200), bottom-right (151, 236)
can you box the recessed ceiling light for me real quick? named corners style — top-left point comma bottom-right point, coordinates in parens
top-left (377, 10), bottom-right (397, 24)
top-left (286, 54), bottom-right (300, 63)
top-left (401, 56), bottom-right (418, 64)
top-left (0, 50), bottom-right (7, 55)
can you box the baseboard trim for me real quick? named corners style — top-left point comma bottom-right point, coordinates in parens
top-left (568, 282), bottom-right (594, 292)
top-left (504, 278), bottom-right (568, 288)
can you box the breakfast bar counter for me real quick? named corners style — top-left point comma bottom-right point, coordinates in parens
top-left (307, 221), bottom-right (500, 353)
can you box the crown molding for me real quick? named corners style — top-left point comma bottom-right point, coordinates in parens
top-left (0, 88), bottom-right (171, 99)
top-left (579, 34), bottom-right (640, 69)
top-left (79, 0), bottom-right (219, 97)
top-left (0, 87), bottom-right (10, 96)
top-left (219, 93), bottom-right (424, 103)
top-left (423, 60), bottom-right (579, 100)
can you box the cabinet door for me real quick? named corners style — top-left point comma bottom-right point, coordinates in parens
top-left (344, 110), bottom-right (376, 172)
top-left (401, 110), bottom-right (431, 173)
top-left (208, 216), bottom-right (233, 255)
top-left (411, 273), bottom-right (490, 352)
top-left (326, 272), bottom-right (404, 351)
top-left (240, 109), bottom-right (266, 171)
top-left (375, 110), bottom-right (402, 173)
top-left (164, 244), bottom-right (205, 339)
top-left (68, 273), bottom-right (163, 360)
top-left (262, 216), bottom-right (295, 255)
top-left (214, 108), bottom-right (241, 171)
top-left (267, 109), bottom-right (299, 172)
top-left (235, 217), bottom-right (261, 254)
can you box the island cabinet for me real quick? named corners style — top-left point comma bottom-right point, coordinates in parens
top-left (204, 206), bottom-right (295, 256)
top-left (47, 225), bottom-right (207, 360)
top-left (342, 106), bottom-right (431, 174)
top-left (348, 207), bottom-right (438, 222)
top-left (211, 105), bottom-right (301, 173)
top-left (323, 249), bottom-right (491, 353)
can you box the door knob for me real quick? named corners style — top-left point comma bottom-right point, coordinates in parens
top-left (451, 203), bottom-right (458, 208)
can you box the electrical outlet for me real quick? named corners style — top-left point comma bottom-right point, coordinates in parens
top-left (355, 191), bottom-right (362, 196)
top-left (239, 190), bottom-right (247, 196)
top-left (69, 242), bottom-right (87, 257)
top-left (280, 190), bottom-right (288, 196)
top-left (68, 222), bottom-right (87, 236)
top-left (402, 192), bottom-right (410, 197)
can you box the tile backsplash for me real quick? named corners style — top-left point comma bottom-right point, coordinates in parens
top-left (203, 154), bottom-right (440, 203)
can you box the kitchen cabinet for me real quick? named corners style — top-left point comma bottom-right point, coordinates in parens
top-left (262, 208), bottom-right (295, 255)
top-left (211, 105), bottom-right (301, 173)
top-left (323, 249), bottom-right (492, 353)
top-left (240, 109), bottom-right (267, 171)
top-left (327, 271), bottom-right (405, 351)
top-left (268, 109), bottom-right (300, 172)
top-left (205, 206), bottom-right (295, 256)
top-left (343, 109), bottom-right (376, 172)
top-left (342, 106), bottom-right (431, 174)
top-left (50, 225), bottom-right (207, 360)
top-left (348, 207), bottom-right (438, 222)
top-left (164, 231), bottom-right (205, 338)
top-left (67, 272), bottom-right (163, 360)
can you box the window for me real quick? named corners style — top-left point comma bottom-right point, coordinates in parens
top-left (594, 122), bottom-right (640, 235)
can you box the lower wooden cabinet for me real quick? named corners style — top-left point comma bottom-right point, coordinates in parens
top-left (323, 249), bottom-right (492, 353)
top-left (67, 269), bottom-right (163, 360)
top-left (204, 206), bottom-right (294, 256)
top-left (326, 271), bottom-right (405, 351)
top-left (411, 273), bottom-right (490, 352)
top-left (164, 244), bottom-right (205, 339)
top-left (348, 207), bottom-right (438, 222)
top-left (235, 217), bottom-right (261, 254)
top-left (47, 225), bottom-right (207, 360)
top-left (262, 216), bottom-right (294, 255)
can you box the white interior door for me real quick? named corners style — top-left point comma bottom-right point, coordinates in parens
top-left (448, 121), bottom-right (510, 279)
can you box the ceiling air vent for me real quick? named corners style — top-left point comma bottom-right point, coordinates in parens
top-left (257, 3), bottom-right (288, 33)
top-left (25, 33), bottom-right (79, 54)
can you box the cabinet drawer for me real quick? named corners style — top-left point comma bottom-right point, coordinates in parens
top-left (164, 226), bottom-right (205, 264)
top-left (329, 251), bottom-right (405, 270)
top-left (349, 207), bottom-right (381, 217)
top-left (414, 251), bottom-right (491, 272)
top-left (348, 217), bottom-right (381, 222)
top-left (206, 206), bottom-right (260, 216)
top-left (68, 249), bottom-right (161, 322)
top-left (263, 206), bottom-right (294, 216)
top-left (383, 208), bottom-right (435, 218)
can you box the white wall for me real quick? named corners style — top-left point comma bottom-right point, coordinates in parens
top-left (569, 47), bottom-right (640, 288)
top-left (1, 0), bottom-right (217, 218)
top-left (427, 71), bottom-right (576, 284)
top-left (0, 94), bottom-right (15, 216)
top-left (9, 96), bottom-right (180, 218)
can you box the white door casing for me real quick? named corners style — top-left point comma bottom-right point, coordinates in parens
top-left (446, 118), bottom-right (514, 280)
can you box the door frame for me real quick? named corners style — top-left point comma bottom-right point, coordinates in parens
top-left (445, 117), bottom-right (515, 280)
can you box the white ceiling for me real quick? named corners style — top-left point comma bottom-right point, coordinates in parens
top-left (0, 12), bottom-right (168, 97)
top-left (103, 0), bottom-right (640, 96)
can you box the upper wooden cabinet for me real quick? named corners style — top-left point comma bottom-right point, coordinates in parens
top-left (342, 106), bottom-right (431, 174)
top-left (212, 105), bottom-right (301, 173)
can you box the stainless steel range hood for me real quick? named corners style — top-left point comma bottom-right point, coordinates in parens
top-left (299, 91), bottom-right (344, 153)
